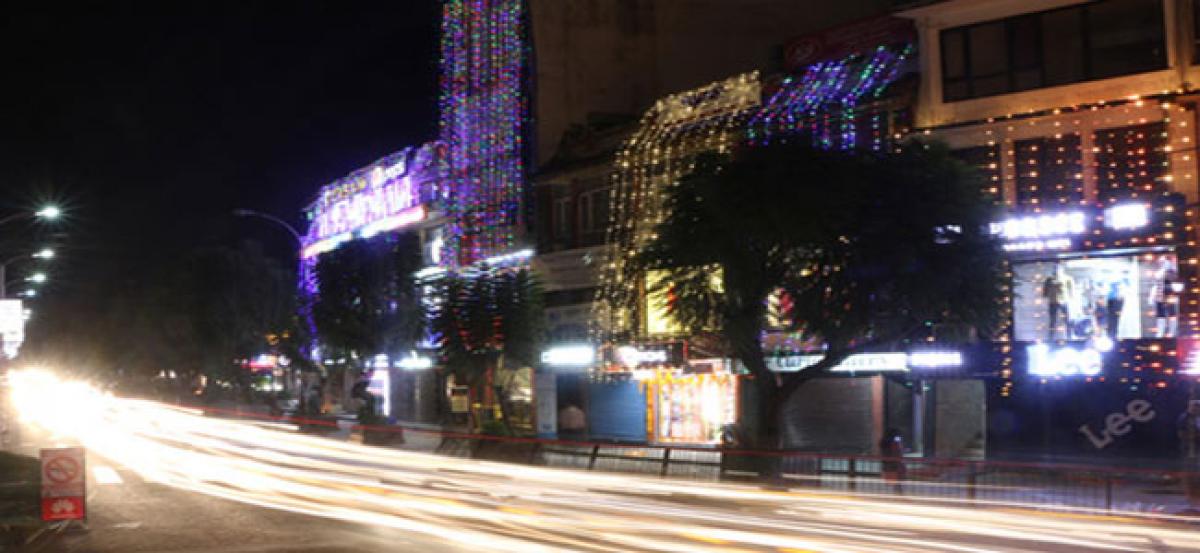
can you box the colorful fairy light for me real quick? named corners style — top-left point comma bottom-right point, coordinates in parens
top-left (438, 0), bottom-right (527, 268)
top-left (748, 43), bottom-right (913, 149)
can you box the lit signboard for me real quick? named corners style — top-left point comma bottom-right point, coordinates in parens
top-left (767, 351), bottom-right (962, 373)
top-left (396, 351), bottom-right (434, 370)
top-left (989, 204), bottom-right (1150, 253)
top-left (990, 212), bottom-right (1086, 252)
top-left (616, 346), bottom-right (669, 367)
top-left (302, 149), bottom-right (430, 259)
top-left (1027, 342), bottom-right (1104, 377)
top-left (541, 345), bottom-right (595, 367)
top-left (1104, 203), bottom-right (1149, 231)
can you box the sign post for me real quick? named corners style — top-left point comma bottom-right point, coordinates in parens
top-left (40, 447), bottom-right (86, 523)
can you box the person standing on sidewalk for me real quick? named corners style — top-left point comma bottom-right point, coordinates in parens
top-left (879, 428), bottom-right (905, 485)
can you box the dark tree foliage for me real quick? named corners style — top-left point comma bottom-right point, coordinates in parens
top-left (635, 141), bottom-right (1005, 448)
top-left (21, 240), bottom-right (301, 399)
top-left (430, 268), bottom-right (544, 423)
top-left (183, 241), bottom-right (299, 395)
top-left (312, 234), bottom-right (426, 368)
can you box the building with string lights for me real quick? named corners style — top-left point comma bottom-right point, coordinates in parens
top-left (534, 0), bottom-right (1200, 463)
top-left (299, 0), bottom-right (535, 422)
top-left (898, 0), bottom-right (1200, 461)
top-left (534, 12), bottom-right (919, 446)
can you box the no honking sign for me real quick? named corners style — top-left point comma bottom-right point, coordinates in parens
top-left (40, 447), bottom-right (86, 521)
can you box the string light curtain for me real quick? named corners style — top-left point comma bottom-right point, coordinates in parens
top-left (596, 73), bottom-right (762, 337)
top-left (1094, 122), bottom-right (1169, 205)
top-left (951, 145), bottom-right (1003, 204)
top-left (439, 0), bottom-right (527, 267)
top-left (1014, 133), bottom-right (1084, 210)
top-left (747, 43), bottom-right (913, 150)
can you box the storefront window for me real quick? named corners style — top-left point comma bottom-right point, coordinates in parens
top-left (1012, 252), bottom-right (1180, 341)
top-left (651, 372), bottom-right (737, 443)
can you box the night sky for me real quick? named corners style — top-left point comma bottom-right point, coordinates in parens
top-left (1, 2), bottom-right (441, 342)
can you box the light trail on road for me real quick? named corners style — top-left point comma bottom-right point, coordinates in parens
top-left (8, 369), bottom-right (1200, 552)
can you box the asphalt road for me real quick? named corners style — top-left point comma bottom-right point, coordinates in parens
top-left (8, 370), bottom-right (1200, 552)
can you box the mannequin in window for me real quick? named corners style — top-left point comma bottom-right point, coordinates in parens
top-left (1152, 263), bottom-right (1182, 338)
top-left (1043, 270), bottom-right (1071, 340)
top-left (1106, 279), bottom-right (1127, 339)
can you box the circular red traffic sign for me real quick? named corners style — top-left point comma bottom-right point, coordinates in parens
top-left (43, 455), bottom-right (80, 484)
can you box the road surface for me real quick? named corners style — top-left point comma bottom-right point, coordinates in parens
top-left (8, 370), bottom-right (1200, 552)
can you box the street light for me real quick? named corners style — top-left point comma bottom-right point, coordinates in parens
top-left (0, 249), bottom-right (56, 299)
top-left (35, 206), bottom-right (61, 220)
top-left (0, 205), bottom-right (62, 227)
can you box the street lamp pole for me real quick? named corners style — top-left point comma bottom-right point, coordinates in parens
top-left (0, 251), bottom-right (54, 299)
top-left (232, 208), bottom-right (308, 400)
top-left (231, 209), bottom-right (303, 246)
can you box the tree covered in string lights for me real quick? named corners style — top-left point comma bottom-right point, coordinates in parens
top-left (634, 141), bottom-right (1006, 452)
top-left (430, 267), bottom-right (544, 429)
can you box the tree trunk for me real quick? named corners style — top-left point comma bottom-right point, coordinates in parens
top-left (752, 378), bottom-right (784, 480)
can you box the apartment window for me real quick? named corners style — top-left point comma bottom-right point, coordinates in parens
top-left (1195, 0), bottom-right (1200, 62)
top-left (579, 188), bottom-right (611, 234)
top-left (941, 0), bottom-right (1165, 102)
top-left (553, 197), bottom-right (572, 242)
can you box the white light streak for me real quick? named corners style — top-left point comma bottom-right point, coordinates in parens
top-left (8, 369), bottom-right (1200, 552)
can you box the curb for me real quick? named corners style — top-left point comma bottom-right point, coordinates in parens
top-left (21, 520), bottom-right (69, 551)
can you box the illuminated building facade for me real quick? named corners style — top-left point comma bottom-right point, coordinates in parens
top-left (900, 0), bottom-right (1200, 460)
top-left (299, 0), bottom-right (535, 420)
top-left (299, 143), bottom-right (448, 422)
top-left (531, 15), bottom-right (918, 445)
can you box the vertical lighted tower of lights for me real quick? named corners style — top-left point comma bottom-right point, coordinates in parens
top-left (438, 0), bottom-right (528, 268)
